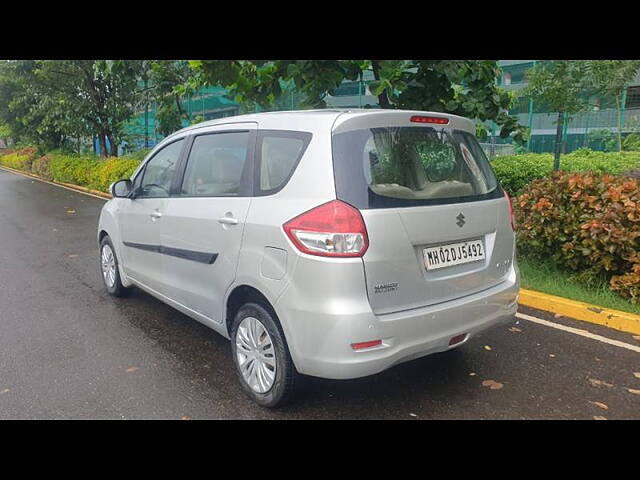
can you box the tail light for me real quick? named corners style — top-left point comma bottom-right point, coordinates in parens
top-left (283, 200), bottom-right (369, 257)
top-left (504, 190), bottom-right (516, 231)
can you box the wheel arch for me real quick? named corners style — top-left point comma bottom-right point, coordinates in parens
top-left (225, 284), bottom-right (287, 341)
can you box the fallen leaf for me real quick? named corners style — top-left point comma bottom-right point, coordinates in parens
top-left (588, 378), bottom-right (613, 388)
top-left (589, 401), bottom-right (609, 410)
top-left (469, 372), bottom-right (477, 376)
top-left (0, 389), bottom-right (9, 394)
top-left (593, 416), bottom-right (607, 420)
top-left (634, 372), bottom-right (640, 379)
top-left (482, 380), bottom-right (504, 390)
top-left (409, 413), bottom-right (417, 417)
top-left (549, 354), bottom-right (556, 358)
top-left (554, 313), bottom-right (563, 319)
top-left (633, 335), bottom-right (640, 342)
top-left (509, 327), bottom-right (522, 333)
top-left (484, 345), bottom-right (492, 351)
top-left (126, 367), bottom-right (139, 373)
top-left (628, 388), bottom-right (640, 395)
top-left (66, 209), bottom-right (76, 214)
top-left (181, 416), bottom-right (192, 420)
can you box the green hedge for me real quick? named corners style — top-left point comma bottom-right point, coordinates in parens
top-left (0, 148), bottom-right (143, 193)
top-left (492, 149), bottom-right (640, 195)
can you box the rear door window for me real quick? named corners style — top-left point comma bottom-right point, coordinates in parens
top-left (333, 126), bottom-right (501, 209)
top-left (180, 131), bottom-right (252, 197)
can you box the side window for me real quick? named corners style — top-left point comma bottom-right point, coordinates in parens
top-left (139, 139), bottom-right (184, 198)
top-left (181, 131), bottom-right (251, 197)
top-left (257, 131), bottom-right (312, 194)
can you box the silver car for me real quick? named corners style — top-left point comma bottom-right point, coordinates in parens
top-left (98, 109), bottom-right (520, 407)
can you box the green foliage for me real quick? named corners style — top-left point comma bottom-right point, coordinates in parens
top-left (586, 129), bottom-right (618, 151)
top-left (623, 133), bottom-right (640, 151)
top-left (31, 155), bottom-right (52, 179)
top-left (0, 60), bottom-right (148, 156)
top-left (142, 60), bottom-right (198, 135)
top-left (0, 146), bottom-right (38, 170)
top-left (492, 150), bottom-right (640, 195)
top-left (190, 60), bottom-right (528, 143)
top-left (0, 147), bottom-right (141, 192)
top-left (523, 61), bottom-right (592, 116)
top-left (515, 171), bottom-right (640, 302)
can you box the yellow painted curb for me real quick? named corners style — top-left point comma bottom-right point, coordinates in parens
top-left (519, 288), bottom-right (640, 335)
top-left (0, 165), bottom-right (112, 199)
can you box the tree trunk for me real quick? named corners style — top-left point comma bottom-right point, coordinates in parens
top-left (615, 94), bottom-right (622, 152)
top-left (554, 111), bottom-right (564, 171)
top-left (98, 134), bottom-right (108, 158)
top-left (107, 134), bottom-right (118, 157)
top-left (371, 60), bottom-right (391, 109)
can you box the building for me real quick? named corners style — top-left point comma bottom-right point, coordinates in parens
top-left (497, 60), bottom-right (640, 152)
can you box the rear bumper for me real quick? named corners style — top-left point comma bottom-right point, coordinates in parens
top-left (277, 264), bottom-right (519, 380)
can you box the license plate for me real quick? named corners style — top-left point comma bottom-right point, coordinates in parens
top-left (423, 239), bottom-right (485, 271)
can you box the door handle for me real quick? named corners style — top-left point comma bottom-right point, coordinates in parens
top-left (218, 216), bottom-right (239, 225)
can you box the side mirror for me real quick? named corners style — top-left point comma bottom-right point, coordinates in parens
top-left (111, 179), bottom-right (133, 198)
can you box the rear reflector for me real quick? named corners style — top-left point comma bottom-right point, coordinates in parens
top-left (410, 115), bottom-right (449, 125)
top-left (449, 334), bottom-right (467, 346)
top-left (351, 339), bottom-right (382, 350)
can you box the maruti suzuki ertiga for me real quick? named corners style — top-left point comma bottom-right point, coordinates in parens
top-left (98, 109), bottom-right (520, 407)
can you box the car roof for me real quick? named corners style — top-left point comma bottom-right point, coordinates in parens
top-left (166, 108), bottom-right (475, 141)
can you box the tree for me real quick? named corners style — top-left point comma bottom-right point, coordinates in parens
top-left (585, 60), bottom-right (640, 152)
top-left (523, 61), bottom-right (591, 170)
top-left (0, 60), bottom-right (211, 153)
top-left (37, 60), bottom-right (145, 156)
top-left (0, 60), bottom-right (145, 156)
top-left (0, 60), bottom-right (76, 150)
top-left (141, 60), bottom-right (200, 137)
top-left (189, 60), bottom-right (528, 143)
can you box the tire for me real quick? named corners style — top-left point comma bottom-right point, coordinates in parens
top-left (99, 236), bottom-right (132, 297)
top-left (230, 302), bottom-right (298, 408)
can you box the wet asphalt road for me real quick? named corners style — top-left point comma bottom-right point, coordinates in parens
top-left (0, 168), bottom-right (639, 419)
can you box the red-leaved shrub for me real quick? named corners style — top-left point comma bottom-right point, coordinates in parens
top-left (515, 171), bottom-right (640, 302)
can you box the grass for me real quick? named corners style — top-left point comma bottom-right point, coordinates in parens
top-left (518, 256), bottom-right (640, 315)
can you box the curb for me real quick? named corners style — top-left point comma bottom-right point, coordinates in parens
top-left (519, 288), bottom-right (640, 335)
top-left (0, 165), bottom-right (112, 200)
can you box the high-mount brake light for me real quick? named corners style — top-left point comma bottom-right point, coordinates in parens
top-left (410, 115), bottom-right (449, 125)
top-left (283, 200), bottom-right (369, 257)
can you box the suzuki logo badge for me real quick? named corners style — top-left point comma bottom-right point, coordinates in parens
top-left (456, 212), bottom-right (466, 228)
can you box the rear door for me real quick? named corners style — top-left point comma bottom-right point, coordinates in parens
top-left (158, 124), bottom-right (256, 324)
top-left (332, 113), bottom-right (515, 315)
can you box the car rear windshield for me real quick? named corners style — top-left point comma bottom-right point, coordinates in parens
top-left (332, 126), bottom-right (502, 209)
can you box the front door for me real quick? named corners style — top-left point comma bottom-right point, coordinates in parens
top-left (118, 138), bottom-right (185, 293)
